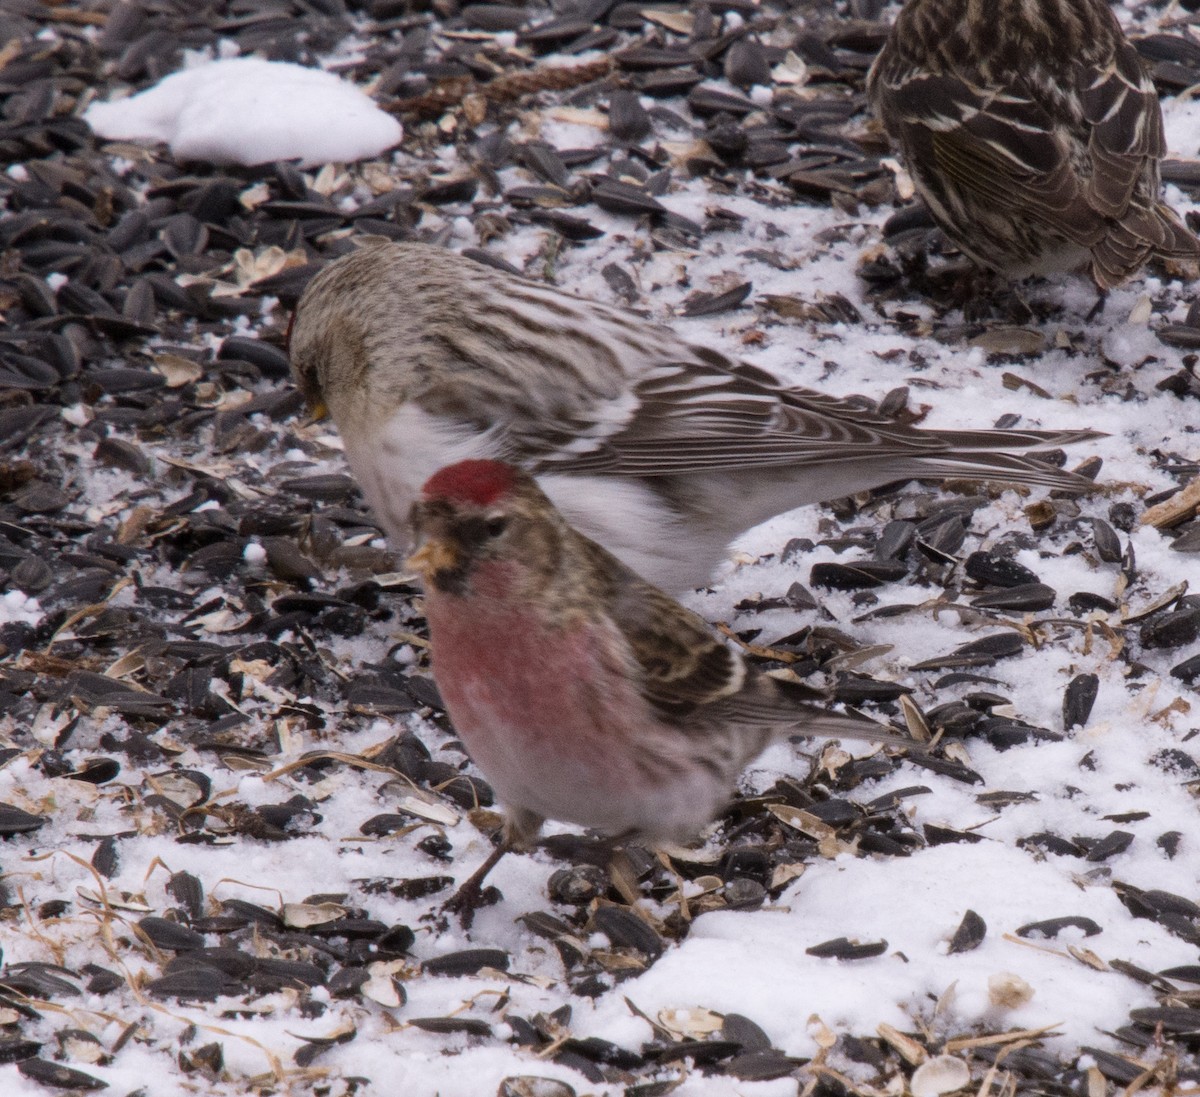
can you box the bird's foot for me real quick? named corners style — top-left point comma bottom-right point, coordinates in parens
top-left (442, 842), bottom-right (507, 928)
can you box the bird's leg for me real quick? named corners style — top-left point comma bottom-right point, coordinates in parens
top-left (1085, 289), bottom-right (1107, 323)
top-left (443, 808), bottom-right (542, 928)
top-left (443, 840), bottom-right (509, 928)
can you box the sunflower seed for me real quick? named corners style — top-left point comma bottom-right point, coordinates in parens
top-left (424, 948), bottom-right (510, 976)
top-left (805, 937), bottom-right (887, 960)
top-left (947, 909), bottom-right (986, 954)
top-left (1016, 916), bottom-right (1102, 939)
top-left (17, 1059), bottom-right (108, 1091)
top-left (1063, 673), bottom-right (1100, 730)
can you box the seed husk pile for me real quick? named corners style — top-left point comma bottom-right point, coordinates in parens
top-left (0, 0), bottom-right (1197, 1094)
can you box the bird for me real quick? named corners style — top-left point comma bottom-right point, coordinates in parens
top-left (866, 0), bottom-right (1200, 288)
top-left (407, 459), bottom-right (901, 899)
top-left (289, 240), bottom-right (1101, 593)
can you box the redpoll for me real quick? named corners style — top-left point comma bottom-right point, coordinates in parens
top-left (408, 459), bottom-right (898, 852)
top-left (867, 0), bottom-right (1200, 288)
top-left (290, 241), bottom-right (1100, 592)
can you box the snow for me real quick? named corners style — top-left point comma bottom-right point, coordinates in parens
top-left (84, 57), bottom-right (403, 168)
top-left (0, 590), bottom-right (40, 627)
top-left (584, 840), bottom-right (1189, 1054)
top-left (1165, 97), bottom-right (1200, 158)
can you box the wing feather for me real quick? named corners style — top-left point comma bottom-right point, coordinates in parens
top-left (598, 556), bottom-right (899, 746)
top-left (521, 358), bottom-right (1100, 481)
top-left (606, 575), bottom-right (747, 720)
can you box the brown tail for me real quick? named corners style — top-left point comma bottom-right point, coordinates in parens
top-left (1092, 203), bottom-right (1200, 288)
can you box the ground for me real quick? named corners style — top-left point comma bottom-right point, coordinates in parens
top-left (0, 1), bottom-right (1199, 1095)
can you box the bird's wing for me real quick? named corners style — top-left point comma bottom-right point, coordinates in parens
top-left (391, 242), bottom-right (1097, 480)
top-left (404, 274), bottom-right (906, 475)
top-left (604, 566), bottom-right (903, 745)
top-left (608, 576), bottom-right (750, 721)
top-left (402, 247), bottom-right (1095, 480)
top-left (1079, 40), bottom-right (1200, 281)
top-left (524, 356), bottom-right (1098, 477)
top-left (879, 70), bottom-right (1108, 247)
top-left (1080, 40), bottom-right (1163, 222)
top-left (572, 362), bottom-right (930, 471)
top-left (873, 26), bottom-right (1183, 261)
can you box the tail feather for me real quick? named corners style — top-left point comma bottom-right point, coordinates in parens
top-left (794, 710), bottom-right (912, 744)
top-left (765, 677), bottom-right (910, 745)
top-left (1153, 203), bottom-right (1200, 259)
top-left (929, 427), bottom-right (1106, 451)
top-left (906, 450), bottom-right (1098, 491)
top-left (1091, 203), bottom-right (1200, 288)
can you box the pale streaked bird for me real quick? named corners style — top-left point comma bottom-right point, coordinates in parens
top-left (290, 240), bottom-right (1102, 592)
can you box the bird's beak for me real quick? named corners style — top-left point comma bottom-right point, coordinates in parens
top-left (407, 536), bottom-right (460, 581)
top-left (304, 396), bottom-right (329, 424)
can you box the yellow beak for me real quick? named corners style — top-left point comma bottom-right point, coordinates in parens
top-left (407, 537), bottom-right (460, 580)
top-left (304, 397), bottom-right (329, 424)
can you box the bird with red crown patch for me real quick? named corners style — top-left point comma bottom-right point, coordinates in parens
top-left (407, 459), bottom-right (903, 918)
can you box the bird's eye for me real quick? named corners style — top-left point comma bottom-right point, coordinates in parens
top-left (485, 516), bottom-right (509, 538)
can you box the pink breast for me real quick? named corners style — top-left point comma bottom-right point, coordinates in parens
top-left (424, 590), bottom-right (658, 831)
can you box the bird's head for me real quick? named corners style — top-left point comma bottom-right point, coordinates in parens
top-left (285, 307), bottom-right (328, 421)
top-left (408, 460), bottom-right (561, 598)
top-left (287, 243), bottom-right (419, 427)
top-left (288, 275), bottom-right (365, 424)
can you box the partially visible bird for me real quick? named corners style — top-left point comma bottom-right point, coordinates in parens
top-left (867, 0), bottom-right (1200, 288)
top-left (290, 241), bottom-right (1101, 593)
top-left (408, 459), bottom-right (899, 856)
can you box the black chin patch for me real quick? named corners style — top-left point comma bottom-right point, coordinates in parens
top-left (430, 566), bottom-right (469, 597)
